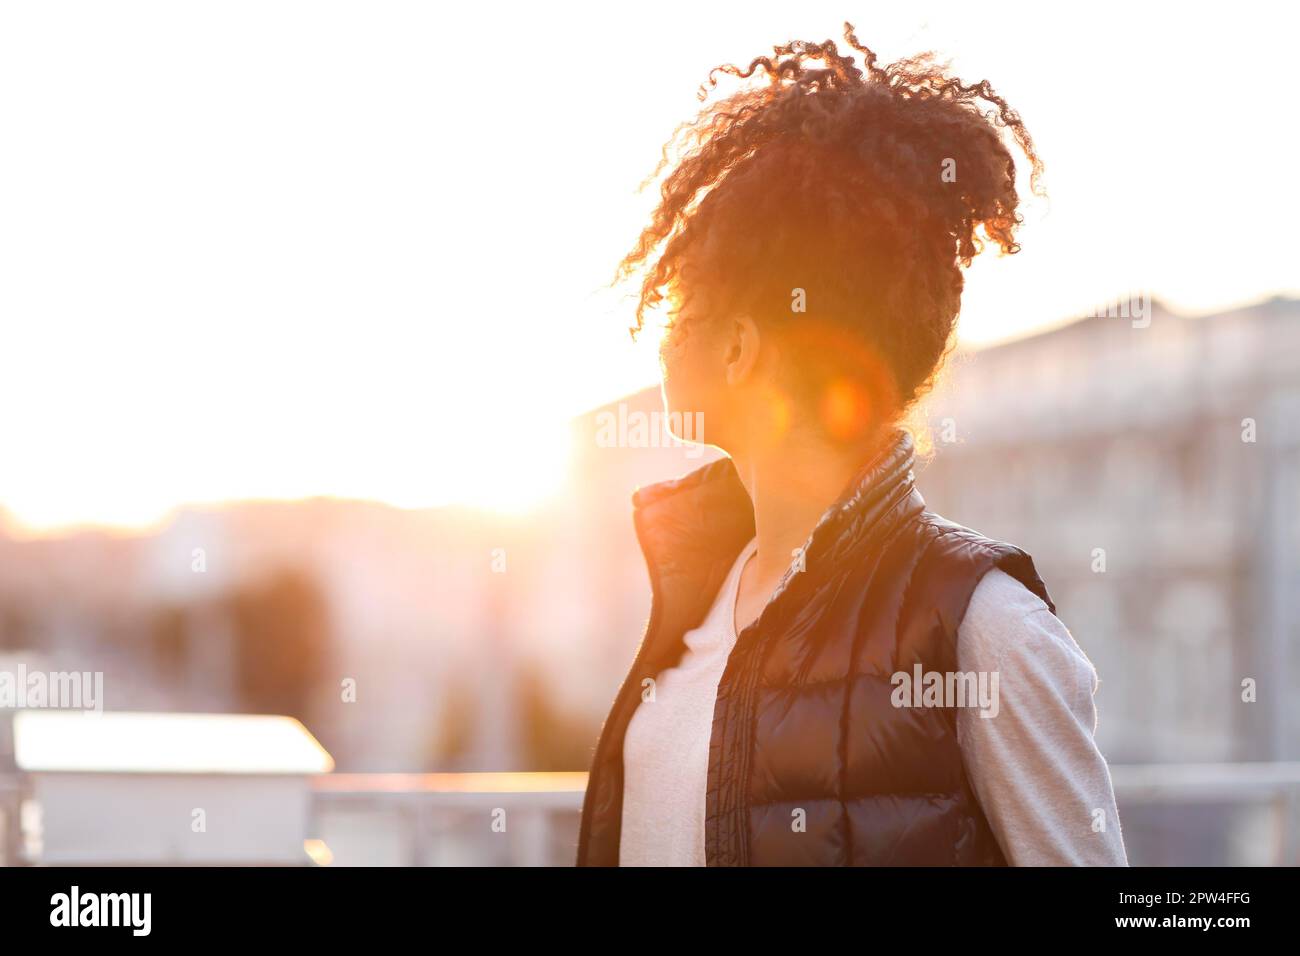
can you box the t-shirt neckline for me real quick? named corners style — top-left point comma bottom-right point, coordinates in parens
top-left (728, 538), bottom-right (759, 644)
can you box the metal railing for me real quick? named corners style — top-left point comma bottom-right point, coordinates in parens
top-left (311, 772), bottom-right (586, 866)
top-left (1110, 762), bottom-right (1300, 866)
top-left (5, 763), bottom-right (1299, 865)
top-left (310, 763), bottom-right (1300, 866)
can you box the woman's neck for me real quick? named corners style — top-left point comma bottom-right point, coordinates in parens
top-left (729, 427), bottom-right (891, 588)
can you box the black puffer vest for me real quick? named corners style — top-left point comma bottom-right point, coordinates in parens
top-left (576, 429), bottom-right (1055, 866)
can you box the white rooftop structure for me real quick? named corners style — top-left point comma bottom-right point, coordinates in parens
top-left (5, 711), bottom-right (333, 864)
top-left (13, 711), bottom-right (333, 775)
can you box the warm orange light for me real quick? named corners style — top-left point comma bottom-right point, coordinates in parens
top-left (820, 377), bottom-right (874, 442)
top-left (303, 839), bottom-right (335, 866)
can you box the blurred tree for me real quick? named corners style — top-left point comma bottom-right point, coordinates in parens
top-left (149, 605), bottom-right (189, 680)
top-left (517, 664), bottom-right (593, 772)
top-left (0, 602), bottom-right (32, 652)
top-left (226, 568), bottom-right (332, 724)
top-left (428, 679), bottom-right (477, 770)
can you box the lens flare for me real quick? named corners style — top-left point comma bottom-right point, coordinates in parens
top-left (820, 376), bottom-right (874, 442)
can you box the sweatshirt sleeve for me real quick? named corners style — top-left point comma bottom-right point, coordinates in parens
top-left (956, 568), bottom-right (1129, 866)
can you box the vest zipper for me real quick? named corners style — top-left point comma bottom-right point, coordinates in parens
top-left (719, 477), bottom-right (921, 865)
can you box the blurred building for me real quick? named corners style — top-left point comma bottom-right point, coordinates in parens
top-left (915, 296), bottom-right (1300, 865)
top-left (918, 296), bottom-right (1300, 766)
top-left (0, 383), bottom-right (717, 776)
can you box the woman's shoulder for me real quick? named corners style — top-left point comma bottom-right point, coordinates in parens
top-left (909, 510), bottom-right (1032, 567)
top-left (958, 568), bottom-right (1097, 699)
top-left (898, 510), bottom-right (1058, 615)
top-left (966, 566), bottom-right (1056, 624)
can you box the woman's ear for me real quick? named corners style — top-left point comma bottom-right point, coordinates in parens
top-left (724, 314), bottom-right (763, 387)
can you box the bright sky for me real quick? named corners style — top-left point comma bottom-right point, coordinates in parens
top-left (1, 1), bottom-right (1297, 532)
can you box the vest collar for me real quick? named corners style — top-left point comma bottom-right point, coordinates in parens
top-left (630, 429), bottom-right (923, 665)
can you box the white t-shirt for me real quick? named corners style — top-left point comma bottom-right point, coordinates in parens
top-left (618, 538), bottom-right (1129, 866)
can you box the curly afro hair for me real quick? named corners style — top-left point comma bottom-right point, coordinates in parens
top-left (619, 22), bottom-right (1044, 418)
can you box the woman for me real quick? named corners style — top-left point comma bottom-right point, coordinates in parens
top-left (577, 24), bottom-right (1127, 866)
